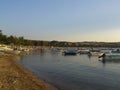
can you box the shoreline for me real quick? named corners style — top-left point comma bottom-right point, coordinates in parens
top-left (0, 54), bottom-right (58, 90)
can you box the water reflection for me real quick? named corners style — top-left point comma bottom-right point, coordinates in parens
top-left (87, 54), bottom-right (92, 60)
top-left (100, 59), bottom-right (106, 67)
top-left (39, 48), bottom-right (45, 56)
top-left (101, 59), bottom-right (120, 63)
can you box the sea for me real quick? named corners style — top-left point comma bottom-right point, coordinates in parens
top-left (15, 48), bottom-right (120, 90)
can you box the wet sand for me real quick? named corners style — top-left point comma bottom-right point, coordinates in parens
top-left (0, 54), bottom-right (58, 90)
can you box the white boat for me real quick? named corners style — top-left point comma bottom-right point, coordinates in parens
top-left (0, 48), bottom-right (4, 52)
top-left (13, 50), bottom-right (21, 55)
top-left (100, 49), bottom-right (112, 54)
top-left (0, 45), bottom-right (13, 51)
top-left (112, 49), bottom-right (120, 53)
top-left (99, 53), bottom-right (120, 60)
top-left (5, 50), bottom-right (21, 55)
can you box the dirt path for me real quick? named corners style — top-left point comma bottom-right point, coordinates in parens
top-left (0, 55), bottom-right (58, 90)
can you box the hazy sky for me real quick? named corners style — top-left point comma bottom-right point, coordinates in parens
top-left (0, 0), bottom-right (120, 42)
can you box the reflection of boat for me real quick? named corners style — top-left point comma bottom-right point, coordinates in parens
top-left (99, 53), bottom-right (120, 60)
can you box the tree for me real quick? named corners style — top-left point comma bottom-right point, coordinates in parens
top-left (0, 30), bottom-right (2, 34)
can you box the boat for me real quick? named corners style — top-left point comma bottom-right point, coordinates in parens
top-left (99, 53), bottom-right (120, 60)
top-left (5, 50), bottom-right (21, 55)
top-left (112, 49), bottom-right (120, 53)
top-left (90, 52), bottom-right (104, 56)
top-left (78, 49), bottom-right (90, 54)
top-left (63, 49), bottom-right (77, 55)
top-left (100, 49), bottom-right (112, 54)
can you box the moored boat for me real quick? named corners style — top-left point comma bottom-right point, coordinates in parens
top-left (90, 52), bottom-right (104, 56)
top-left (79, 49), bottom-right (90, 54)
top-left (112, 49), bottom-right (120, 53)
top-left (100, 49), bottom-right (112, 54)
top-left (63, 49), bottom-right (77, 55)
top-left (99, 53), bottom-right (120, 60)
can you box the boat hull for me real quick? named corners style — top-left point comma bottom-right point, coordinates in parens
top-left (90, 52), bottom-right (104, 56)
top-left (100, 53), bottom-right (120, 60)
top-left (64, 52), bottom-right (77, 55)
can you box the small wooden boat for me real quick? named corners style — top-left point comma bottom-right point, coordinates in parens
top-left (90, 52), bottom-right (104, 56)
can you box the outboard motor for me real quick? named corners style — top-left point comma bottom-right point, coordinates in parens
top-left (98, 53), bottom-right (106, 63)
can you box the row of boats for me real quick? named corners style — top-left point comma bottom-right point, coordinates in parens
top-left (0, 44), bottom-right (31, 55)
top-left (61, 48), bottom-right (120, 60)
top-left (1, 44), bottom-right (120, 61)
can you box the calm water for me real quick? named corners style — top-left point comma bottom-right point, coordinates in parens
top-left (16, 49), bottom-right (120, 90)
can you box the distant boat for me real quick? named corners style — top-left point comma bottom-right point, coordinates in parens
top-left (5, 50), bottom-right (21, 55)
top-left (90, 52), bottom-right (104, 56)
top-left (112, 49), bottom-right (120, 53)
top-left (99, 53), bottom-right (120, 60)
top-left (100, 49), bottom-right (112, 54)
top-left (63, 49), bottom-right (77, 55)
top-left (0, 48), bottom-right (4, 52)
top-left (13, 50), bottom-right (21, 55)
top-left (78, 49), bottom-right (90, 54)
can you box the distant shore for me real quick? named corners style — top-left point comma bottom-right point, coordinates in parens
top-left (0, 54), bottom-right (58, 90)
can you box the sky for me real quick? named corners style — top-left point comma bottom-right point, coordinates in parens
top-left (0, 0), bottom-right (120, 42)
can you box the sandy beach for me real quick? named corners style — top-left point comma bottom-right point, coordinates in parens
top-left (0, 54), bottom-right (57, 90)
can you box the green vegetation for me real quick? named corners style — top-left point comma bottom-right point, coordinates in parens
top-left (0, 30), bottom-right (120, 47)
top-left (0, 30), bottom-right (50, 46)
